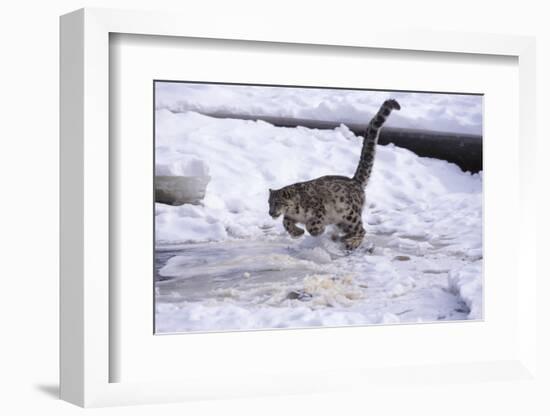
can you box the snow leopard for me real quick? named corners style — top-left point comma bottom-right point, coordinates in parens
top-left (268, 98), bottom-right (400, 250)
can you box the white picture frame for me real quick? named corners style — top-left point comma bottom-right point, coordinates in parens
top-left (60, 7), bottom-right (538, 408)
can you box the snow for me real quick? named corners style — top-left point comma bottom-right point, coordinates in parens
top-left (154, 85), bottom-right (483, 333)
top-left (156, 82), bottom-right (483, 135)
top-left (448, 263), bottom-right (483, 319)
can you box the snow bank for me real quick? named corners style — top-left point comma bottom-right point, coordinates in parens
top-left (156, 83), bottom-right (483, 135)
top-left (155, 109), bottom-right (481, 250)
top-left (447, 262), bottom-right (483, 319)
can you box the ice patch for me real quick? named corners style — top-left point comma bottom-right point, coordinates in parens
top-left (160, 252), bottom-right (330, 280)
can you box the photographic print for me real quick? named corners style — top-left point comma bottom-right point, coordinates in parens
top-left (154, 82), bottom-right (483, 334)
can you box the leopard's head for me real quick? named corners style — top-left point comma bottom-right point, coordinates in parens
top-left (268, 188), bottom-right (293, 219)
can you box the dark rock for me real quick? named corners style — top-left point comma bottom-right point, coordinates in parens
top-left (286, 290), bottom-right (313, 301)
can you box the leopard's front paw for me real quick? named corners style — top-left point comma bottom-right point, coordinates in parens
top-left (288, 228), bottom-right (305, 238)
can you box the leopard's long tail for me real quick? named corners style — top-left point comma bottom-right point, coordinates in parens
top-left (352, 99), bottom-right (400, 187)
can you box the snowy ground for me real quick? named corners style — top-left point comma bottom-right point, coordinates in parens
top-left (154, 85), bottom-right (483, 334)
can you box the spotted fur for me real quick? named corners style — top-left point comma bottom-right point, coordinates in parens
top-left (268, 99), bottom-right (400, 250)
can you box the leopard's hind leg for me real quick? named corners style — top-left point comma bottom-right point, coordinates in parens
top-left (338, 215), bottom-right (366, 250)
top-left (343, 226), bottom-right (366, 250)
